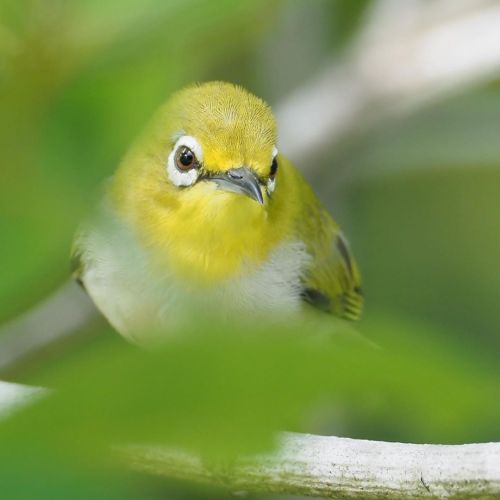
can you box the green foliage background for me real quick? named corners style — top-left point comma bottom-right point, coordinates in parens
top-left (1, 1), bottom-right (499, 498)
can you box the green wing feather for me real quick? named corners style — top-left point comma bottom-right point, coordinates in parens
top-left (294, 177), bottom-right (363, 320)
top-left (305, 228), bottom-right (363, 320)
top-left (302, 220), bottom-right (363, 319)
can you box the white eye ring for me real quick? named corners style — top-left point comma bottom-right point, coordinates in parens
top-left (267, 146), bottom-right (278, 194)
top-left (167, 135), bottom-right (203, 187)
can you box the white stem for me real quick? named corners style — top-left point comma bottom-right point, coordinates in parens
top-left (0, 381), bottom-right (45, 418)
top-left (1, 381), bottom-right (499, 498)
top-left (0, 281), bottom-right (98, 372)
top-left (122, 434), bottom-right (500, 499)
top-left (277, 0), bottom-right (500, 164)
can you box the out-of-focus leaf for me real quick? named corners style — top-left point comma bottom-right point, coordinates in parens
top-left (2, 315), bottom-right (499, 464)
top-left (0, 451), bottom-right (135, 500)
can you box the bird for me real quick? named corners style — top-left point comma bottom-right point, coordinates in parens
top-left (72, 81), bottom-right (363, 343)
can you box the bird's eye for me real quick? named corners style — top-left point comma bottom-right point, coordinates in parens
top-left (269, 156), bottom-right (278, 179)
top-left (167, 135), bottom-right (202, 187)
top-left (267, 148), bottom-right (278, 195)
top-left (175, 146), bottom-right (198, 171)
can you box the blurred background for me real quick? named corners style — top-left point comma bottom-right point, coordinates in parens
top-left (2, 0), bottom-right (500, 498)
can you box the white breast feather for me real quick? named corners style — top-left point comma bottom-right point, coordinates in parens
top-left (79, 204), bottom-right (311, 343)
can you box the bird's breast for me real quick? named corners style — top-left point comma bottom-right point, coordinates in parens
top-left (80, 201), bottom-right (310, 340)
top-left (137, 189), bottom-right (289, 283)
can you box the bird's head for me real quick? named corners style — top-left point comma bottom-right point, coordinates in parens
top-left (112, 82), bottom-right (296, 282)
top-left (161, 82), bottom-right (278, 206)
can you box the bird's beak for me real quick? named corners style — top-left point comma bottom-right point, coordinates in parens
top-left (208, 167), bottom-right (264, 205)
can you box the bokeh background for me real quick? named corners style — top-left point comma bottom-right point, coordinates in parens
top-left (2, 1), bottom-right (500, 498)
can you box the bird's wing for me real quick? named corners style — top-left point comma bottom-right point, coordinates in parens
top-left (299, 206), bottom-right (363, 320)
top-left (70, 235), bottom-right (87, 290)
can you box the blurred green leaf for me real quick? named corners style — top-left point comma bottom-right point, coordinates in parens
top-left (0, 451), bottom-right (135, 500)
top-left (3, 315), bottom-right (500, 464)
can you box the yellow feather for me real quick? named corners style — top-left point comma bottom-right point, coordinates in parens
top-left (107, 81), bottom-right (362, 318)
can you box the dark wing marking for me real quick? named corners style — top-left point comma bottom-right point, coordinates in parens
top-left (301, 233), bottom-right (363, 320)
top-left (336, 233), bottom-right (353, 278)
top-left (301, 288), bottom-right (331, 312)
top-left (70, 244), bottom-right (86, 290)
top-left (339, 286), bottom-right (363, 321)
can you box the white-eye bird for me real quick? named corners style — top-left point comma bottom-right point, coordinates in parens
top-left (72, 82), bottom-right (362, 343)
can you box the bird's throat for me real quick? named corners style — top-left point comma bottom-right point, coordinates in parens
top-left (137, 195), bottom-right (280, 283)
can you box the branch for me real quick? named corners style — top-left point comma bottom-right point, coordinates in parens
top-left (1, 381), bottom-right (499, 498)
top-left (0, 381), bottom-right (45, 419)
top-left (121, 434), bottom-right (500, 499)
top-left (277, 0), bottom-right (500, 165)
top-left (0, 281), bottom-right (98, 373)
